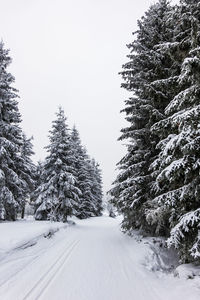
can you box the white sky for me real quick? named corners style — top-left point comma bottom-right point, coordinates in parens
top-left (1, 0), bottom-right (178, 193)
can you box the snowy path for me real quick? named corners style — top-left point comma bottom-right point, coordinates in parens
top-left (0, 217), bottom-right (199, 300)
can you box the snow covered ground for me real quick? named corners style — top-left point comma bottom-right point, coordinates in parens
top-left (0, 218), bottom-right (67, 257)
top-left (0, 216), bottom-right (199, 300)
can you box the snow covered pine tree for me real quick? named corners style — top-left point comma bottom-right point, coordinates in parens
top-left (70, 126), bottom-right (93, 218)
top-left (19, 134), bottom-right (35, 218)
top-left (34, 107), bottom-right (81, 222)
top-left (89, 159), bottom-right (103, 216)
top-left (110, 0), bottom-right (174, 233)
top-left (70, 127), bottom-right (103, 218)
top-left (0, 41), bottom-right (35, 220)
top-left (147, 0), bottom-right (200, 263)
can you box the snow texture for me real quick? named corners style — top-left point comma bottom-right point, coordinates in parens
top-left (0, 216), bottom-right (199, 300)
top-left (0, 218), bottom-right (66, 258)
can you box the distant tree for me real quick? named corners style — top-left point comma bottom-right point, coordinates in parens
top-left (30, 160), bottom-right (45, 207)
top-left (0, 41), bottom-right (34, 220)
top-left (34, 161), bottom-right (45, 190)
top-left (19, 134), bottom-right (35, 218)
top-left (78, 152), bottom-right (97, 218)
top-left (89, 159), bottom-right (103, 216)
top-left (70, 127), bottom-right (103, 218)
top-left (34, 107), bottom-right (81, 222)
top-left (106, 195), bottom-right (116, 218)
top-left (70, 126), bottom-right (86, 217)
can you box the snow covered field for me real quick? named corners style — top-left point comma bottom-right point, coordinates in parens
top-left (0, 216), bottom-right (199, 300)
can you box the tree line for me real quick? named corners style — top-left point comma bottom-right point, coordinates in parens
top-left (0, 41), bottom-right (103, 222)
top-left (110, 0), bottom-right (200, 263)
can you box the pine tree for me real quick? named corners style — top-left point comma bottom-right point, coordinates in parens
top-left (34, 107), bottom-right (81, 222)
top-left (78, 153), bottom-right (97, 218)
top-left (70, 126), bottom-right (89, 218)
top-left (35, 161), bottom-right (45, 189)
top-left (30, 160), bottom-right (45, 206)
top-left (70, 127), bottom-right (103, 218)
top-left (0, 42), bottom-right (33, 220)
top-left (19, 134), bottom-right (35, 218)
top-left (110, 0), bottom-right (174, 233)
top-left (146, 0), bottom-right (200, 262)
top-left (89, 159), bottom-right (103, 216)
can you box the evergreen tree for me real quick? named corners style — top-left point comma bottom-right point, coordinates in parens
top-left (89, 159), bottom-right (103, 216)
top-left (19, 134), bottom-right (35, 218)
top-left (0, 42), bottom-right (33, 220)
top-left (34, 107), bottom-right (81, 222)
top-left (79, 154), bottom-right (98, 218)
top-left (110, 0), bottom-right (174, 233)
top-left (30, 160), bottom-right (45, 206)
top-left (70, 127), bottom-right (103, 218)
top-left (70, 126), bottom-right (90, 218)
top-left (35, 161), bottom-right (45, 189)
top-left (147, 0), bottom-right (200, 262)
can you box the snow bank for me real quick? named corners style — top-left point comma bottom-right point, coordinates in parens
top-left (130, 231), bottom-right (179, 273)
top-left (0, 218), bottom-right (67, 257)
top-left (132, 231), bottom-right (200, 292)
top-left (175, 263), bottom-right (200, 279)
top-left (142, 237), bottom-right (179, 272)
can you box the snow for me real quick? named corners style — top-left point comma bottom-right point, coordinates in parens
top-left (0, 218), bottom-right (66, 257)
top-left (175, 263), bottom-right (200, 280)
top-left (0, 216), bottom-right (199, 300)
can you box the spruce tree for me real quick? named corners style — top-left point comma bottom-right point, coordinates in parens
top-left (34, 107), bottom-right (81, 222)
top-left (70, 126), bottom-right (90, 218)
top-left (35, 161), bottom-right (45, 189)
top-left (19, 134), bottom-right (35, 218)
top-left (30, 161), bottom-right (45, 205)
top-left (89, 159), bottom-right (103, 216)
top-left (0, 42), bottom-right (33, 220)
top-left (70, 127), bottom-right (103, 218)
top-left (110, 0), bottom-right (174, 233)
top-left (78, 153), bottom-right (97, 218)
top-left (147, 0), bottom-right (200, 262)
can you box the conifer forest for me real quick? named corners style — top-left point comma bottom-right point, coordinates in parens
top-left (0, 45), bottom-right (103, 222)
top-left (0, 0), bottom-right (200, 299)
top-left (110, 0), bottom-right (200, 264)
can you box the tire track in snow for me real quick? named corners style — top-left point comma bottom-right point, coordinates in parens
top-left (22, 239), bottom-right (79, 300)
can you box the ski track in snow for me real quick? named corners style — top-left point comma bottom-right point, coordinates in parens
top-left (0, 217), bottom-right (199, 300)
top-left (22, 239), bottom-right (80, 300)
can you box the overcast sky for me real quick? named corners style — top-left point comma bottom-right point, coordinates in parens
top-left (1, 0), bottom-right (178, 193)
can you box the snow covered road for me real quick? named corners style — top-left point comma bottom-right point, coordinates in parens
top-left (0, 217), bottom-right (199, 300)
